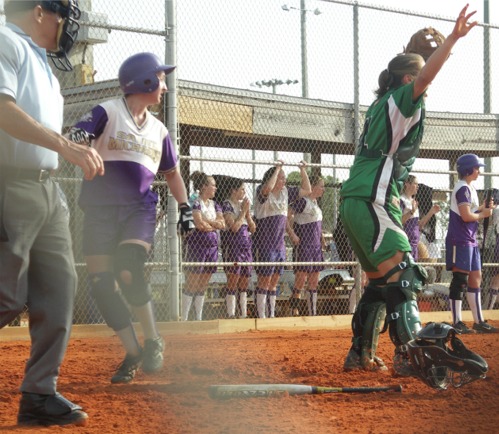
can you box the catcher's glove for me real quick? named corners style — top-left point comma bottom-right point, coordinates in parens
top-left (404, 27), bottom-right (446, 61)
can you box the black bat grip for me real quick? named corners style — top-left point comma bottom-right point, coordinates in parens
top-left (485, 189), bottom-right (493, 208)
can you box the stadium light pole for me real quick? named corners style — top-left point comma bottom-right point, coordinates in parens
top-left (250, 78), bottom-right (299, 94)
top-left (249, 79), bottom-right (299, 167)
top-left (282, 1), bottom-right (321, 165)
top-left (282, 1), bottom-right (321, 98)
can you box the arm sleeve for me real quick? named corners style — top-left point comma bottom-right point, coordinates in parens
top-left (455, 186), bottom-right (472, 208)
top-left (159, 132), bottom-right (179, 173)
top-left (73, 105), bottom-right (108, 138)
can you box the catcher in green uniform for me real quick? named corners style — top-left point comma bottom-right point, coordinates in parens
top-left (340, 5), bottom-right (477, 376)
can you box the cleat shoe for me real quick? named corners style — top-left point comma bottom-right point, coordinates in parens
top-left (111, 352), bottom-right (142, 384)
top-left (472, 321), bottom-right (499, 334)
top-left (393, 351), bottom-right (417, 377)
top-left (142, 336), bottom-right (164, 373)
top-left (343, 348), bottom-right (388, 372)
top-left (453, 321), bottom-right (475, 334)
top-left (18, 392), bottom-right (88, 427)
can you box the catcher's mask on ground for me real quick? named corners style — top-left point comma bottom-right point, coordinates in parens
top-left (406, 322), bottom-right (488, 390)
top-left (42, 0), bottom-right (81, 71)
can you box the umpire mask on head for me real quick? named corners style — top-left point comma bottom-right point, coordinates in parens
top-left (41, 0), bottom-right (81, 71)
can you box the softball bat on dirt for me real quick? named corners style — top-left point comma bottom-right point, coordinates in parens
top-left (209, 384), bottom-right (402, 398)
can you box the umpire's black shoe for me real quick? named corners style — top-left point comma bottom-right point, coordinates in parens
top-left (142, 336), bottom-right (165, 373)
top-left (18, 392), bottom-right (88, 426)
top-left (111, 352), bottom-right (142, 384)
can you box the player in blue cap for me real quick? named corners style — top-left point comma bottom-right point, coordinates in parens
top-left (445, 153), bottom-right (498, 334)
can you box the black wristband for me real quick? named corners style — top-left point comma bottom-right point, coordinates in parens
top-left (179, 202), bottom-right (189, 209)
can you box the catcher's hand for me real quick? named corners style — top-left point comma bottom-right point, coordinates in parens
top-left (403, 27), bottom-right (446, 61)
top-left (178, 202), bottom-right (195, 235)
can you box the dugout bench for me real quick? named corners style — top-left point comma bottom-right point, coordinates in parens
top-left (200, 268), bottom-right (355, 319)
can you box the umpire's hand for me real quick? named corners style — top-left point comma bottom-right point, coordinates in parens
top-left (62, 139), bottom-right (105, 180)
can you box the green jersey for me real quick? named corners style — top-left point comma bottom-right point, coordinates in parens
top-left (341, 81), bottom-right (425, 206)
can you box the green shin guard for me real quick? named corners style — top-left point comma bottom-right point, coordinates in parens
top-left (345, 301), bottom-right (387, 371)
top-left (360, 301), bottom-right (387, 368)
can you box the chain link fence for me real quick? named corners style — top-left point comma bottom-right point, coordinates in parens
top-left (2, 0), bottom-right (499, 325)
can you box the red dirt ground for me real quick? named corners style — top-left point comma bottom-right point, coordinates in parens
top-left (1, 322), bottom-right (499, 434)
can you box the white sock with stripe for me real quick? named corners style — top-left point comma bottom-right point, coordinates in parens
top-left (466, 288), bottom-right (483, 323)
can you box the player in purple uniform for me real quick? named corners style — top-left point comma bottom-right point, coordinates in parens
top-left (182, 171), bottom-right (225, 321)
top-left (70, 52), bottom-right (194, 384)
top-left (445, 154), bottom-right (498, 334)
top-left (400, 175), bottom-right (440, 260)
top-left (253, 161), bottom-right (311, 318)
top-left (485, 207), bottom-right (499, 310)
top-left (217, 177), bottom-right (256, 318)
top-left (287, 175), bottom-right (325, 316)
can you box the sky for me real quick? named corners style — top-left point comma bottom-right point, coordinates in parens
top-left (1, 0), bottom-right (497, 193)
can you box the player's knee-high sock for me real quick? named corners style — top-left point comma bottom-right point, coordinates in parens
top-left (226, 289), bottom-right (236, 317)
top-left (487, 288), bottom-right (498, 310)
top-left (181, 292), bottom-right (193, 321)
top-left (256, 288), bottom-right (267, 318)
top-left (239, 290), bottom-right (247, 318)
top-left (306, 289), bottom-right (317, 316)
top-left (268, 291), bottom-right (277, 318)
top-left (194, 294), bottom-right (205, 321)
top-left (450, 299), bottom-right (462, 324)
top-left (132, 301), bottom-right (158, 340)
top-left (116, 324), bottom-right (141, 357)
top-left (466, 288), bottom-right (483, 323)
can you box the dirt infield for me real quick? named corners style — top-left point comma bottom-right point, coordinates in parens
top-left (1, 318), bottom-right (499, 434)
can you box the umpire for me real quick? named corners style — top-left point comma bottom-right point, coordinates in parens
top-left (0, 0), bottom-right (104, 427)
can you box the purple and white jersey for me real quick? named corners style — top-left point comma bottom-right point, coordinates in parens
top-left (254, 185), bottom-right (299, 252)
top-left (291, 197), bottom-right (323, 254)
top-left (221, 199), bottom-right (252, 257)
top-left (446, 180), bottom-right (479, 247)
top-left (186, 199), bottom-right (221, 249)
top-left (77, 98), bottom-right (178, 207)
top-left (292, 196), bottom-right (322, 225)
top-left (400, 194), bottom-right (420, 249)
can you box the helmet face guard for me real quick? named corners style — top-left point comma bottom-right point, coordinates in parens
top-left (41, 0), bottom-right (81, 71)
top-left (406, 322), bottom-right (488, 390)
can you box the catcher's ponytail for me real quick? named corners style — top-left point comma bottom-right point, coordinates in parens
top-left (375, 53), bottom-right (424, 98)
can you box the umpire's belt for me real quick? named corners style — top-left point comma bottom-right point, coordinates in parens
top-left (1, 166), bottom-right (53, 183)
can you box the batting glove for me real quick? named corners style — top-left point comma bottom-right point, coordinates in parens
top-left (68, 127), bottom-right (95, 146)
top-left (178, 202), bottom-right (195, 235)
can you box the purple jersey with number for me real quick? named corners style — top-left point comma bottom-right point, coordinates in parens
top-left (76, 98), bottom-right (178, 207)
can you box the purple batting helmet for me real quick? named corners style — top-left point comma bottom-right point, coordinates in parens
top-left (118, 52), bottom-right (175, 94)
top-left (456, 154), bottom-right (485, 177)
